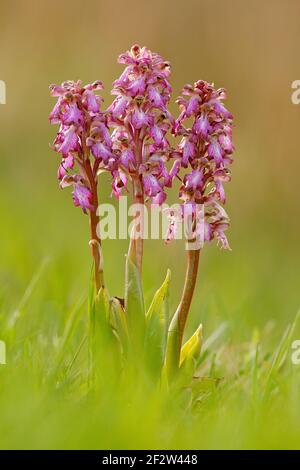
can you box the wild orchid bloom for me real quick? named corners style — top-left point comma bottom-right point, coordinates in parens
top-left (49, 80), bottom-right (111, 291)
top-left (169, 80), bottom-right (234, 350)
top-left (106, 44), bottom-right (178, 271)
top-left (48, 48), bottom-right (235, 381)
top-left (49, 80), bottom-right (113, 208)
top-left (107, 44), bottom-right (177, 203)
top-left (172, 80), bottom-right (234, 249)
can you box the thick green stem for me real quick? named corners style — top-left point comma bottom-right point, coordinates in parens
top-left (164, 249), bottom-right (200, 380)
top-left (89, 192), bottom-right (104, 293)
top-left (132, 132), bottom-right (144, 275)
top-left (132, 175), bottom-right (144, 275)
top-left (85, 159), bottom-right (104, 293)
top-left (177, 249), bottom-right (200, 349)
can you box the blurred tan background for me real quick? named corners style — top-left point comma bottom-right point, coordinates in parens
top-left (0, 0), bottom-right (299, 340)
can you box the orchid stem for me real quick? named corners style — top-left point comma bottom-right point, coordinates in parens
top-left (132, 175), bottom-right (144, 275)
top-left (89, 194), bottom-right (104, 294)
top-left (85, 159), bottom-right (104, 294)
top-left (177, 249), bottom-right (200, 350)
top-left (132, 131), bottom-right (144, 275)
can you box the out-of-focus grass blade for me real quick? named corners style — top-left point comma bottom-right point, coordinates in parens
top-left (264, 309), bottom-right (300, 396)
top-left (251, 343), bottom-right (260, 402)
top-left (50, 294), bottom-right (86, 381)
top-left (7, 257), bottom-right (49, 332)
top-left (202, 322), bottom-right (227, 353)
top-left (197, 322), bottom-right (227, 368)
top-left (65, 334), bottom-right (87, 376)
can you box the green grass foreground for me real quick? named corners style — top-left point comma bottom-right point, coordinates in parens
top-left (1, 0), bottom-right (300, 451)
top-left (0, 183), bottom-right (299, 449)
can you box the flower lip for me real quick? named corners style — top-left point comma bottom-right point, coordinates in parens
top-left (72, 183), bottom-right (94, 213)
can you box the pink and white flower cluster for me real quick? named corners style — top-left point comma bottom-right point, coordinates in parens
top-left (107, 44), bottom-right (178, 204)
top-left (173, 80), bottom-right (234, 249)
top-left (49, 80), bottom-right (113, 213)
top-left (49, 45), bottom-right (234, 249)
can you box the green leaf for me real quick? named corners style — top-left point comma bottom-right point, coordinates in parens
top-left (180, 324), bottom-right (203, 366)
top-left (109, 297), bottom-right (128, 350)
top-left (163, 309), bottom-right (180, 383)
top-left (89, 287), bottom-right (121, 387)
top-left (125, 240), bottom-right (145, 355)
top-left (144, 270), bottom-right (171, 379)
top-left (94, 287), bottom-right (110, 335)
top-left (164, 319), bottom-right (203, 387)
top-left (146, 269), bottom-right (171, 322)
top-left (177, 324), bottom-right (203, 387)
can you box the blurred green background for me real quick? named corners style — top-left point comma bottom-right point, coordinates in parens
top-left (0, 0), bottom-right (300, 449)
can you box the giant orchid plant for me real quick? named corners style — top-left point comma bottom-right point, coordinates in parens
top-left (49, 45), bottom-right (234, 388)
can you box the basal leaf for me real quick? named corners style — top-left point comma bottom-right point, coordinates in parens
top-left (180, 324), bottom-right (203, 366)
top-left (125, 240), bottom-right (145, 355)
top-left (163, 309), bottom-right (180, 383)
top-left (110, 296), bottom-right (128, 351)
top-left (89, 287), bottom-right (121, 387)
top-left (144, 270), bottom-right (171, 379)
